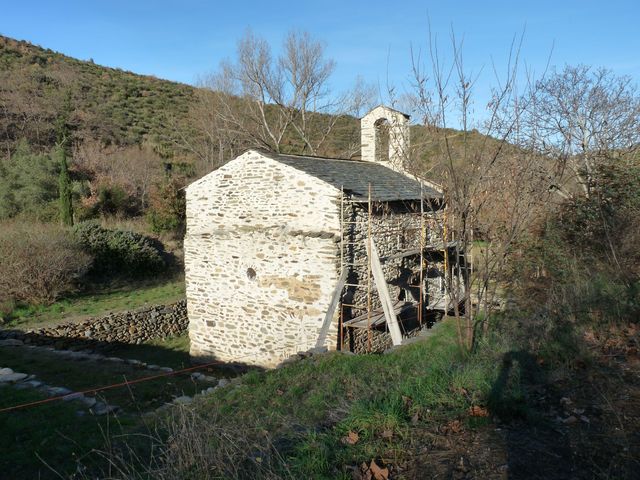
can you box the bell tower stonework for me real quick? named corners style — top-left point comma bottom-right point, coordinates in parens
top-left (360, 105), bottom-right (410, 171)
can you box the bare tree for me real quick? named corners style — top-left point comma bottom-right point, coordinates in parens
top-left (72, 141), bottom-right (162, 211)
top-left (406, 39), bottom-right (640, 352)
top-left (277, 30), bottom-right (339, 154)
top-left (169, 87), bottom-right (240, 175)
top-left (189, 29), bottom-right (357, 162)
top-left (523, 65), bottom-right (640, 198)
top-left (0, 68), bottom-right (56, 151)
top-left (404, 29), bottom-right (553, 350)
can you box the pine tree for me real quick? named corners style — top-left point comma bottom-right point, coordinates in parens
top-left (57, 146), bottom-right (74, 226)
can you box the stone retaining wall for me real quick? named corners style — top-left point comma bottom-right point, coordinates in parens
top-left (0, 300), bottom-right (187, 348)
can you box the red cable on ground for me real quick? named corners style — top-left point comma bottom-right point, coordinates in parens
top-left (0, 360), bottom-right (224, 414)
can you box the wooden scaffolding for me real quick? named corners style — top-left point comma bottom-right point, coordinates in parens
top-left (335, 183), bottom-right (454, 352)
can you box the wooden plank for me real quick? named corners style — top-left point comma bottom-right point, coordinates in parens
top-left (315, 269), bottom-right (348, 349)
top-left (344, 301), bottom-right (414, 328)
top-left (343, 309), bottom-right (386, 328)
top-left (379, 248), bottom-right (421, 263)
top-left (368, 239), bottom-right (403, 345)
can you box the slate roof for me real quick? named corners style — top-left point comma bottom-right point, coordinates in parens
top-left (261, 151), bottom-right (442, 202)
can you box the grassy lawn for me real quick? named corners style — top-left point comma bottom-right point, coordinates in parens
top-left (4, 276), bottom-right (185, 330)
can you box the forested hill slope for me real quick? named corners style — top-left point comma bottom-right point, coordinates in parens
top-left (0, 35), bottom-right (195, 155)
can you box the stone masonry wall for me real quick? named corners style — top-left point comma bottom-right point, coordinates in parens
top-left (361, 106), bottom-right (410, 171)
top-left (349, 321), bottom-right (429, 354)
top-left (0, 300), bottom-right (187, 349)
top-left (185, 150), bottom-right (343, 368)
top-left (342, 200), bottom-right (447, 353)
top-left (342, 202), bottom-right (444, 316)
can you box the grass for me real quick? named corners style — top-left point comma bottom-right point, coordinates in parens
top-left (4, 276), bottom-right (185, 330)
top-left (0, 385), bottom-right (138, 480)
top-left (0, 334), bottom-right (212, 479)
top-left (0, 345), bottom-right (206, 412)
top-left (114, 319), bottom-right (524, 479)
top-left (0, 323), bottom-right (219, 479)
top-left (0, 320), bottom-right (534, 479)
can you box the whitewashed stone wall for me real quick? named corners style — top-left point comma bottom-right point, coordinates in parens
top-left (185, 151), bottom-right (342, 368)
top-left (361, 106), bottom-right (410, 171)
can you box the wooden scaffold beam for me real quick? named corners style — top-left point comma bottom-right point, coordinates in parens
top-left (367, 238), bottom-right (403, 346)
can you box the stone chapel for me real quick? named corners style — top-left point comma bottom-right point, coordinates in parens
top-left (184, 106), bottom-right (456, 367)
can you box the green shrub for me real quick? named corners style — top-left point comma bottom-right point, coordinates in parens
top-left (0, 140), bottom-right (60, 221)
top-left (0, 222), bottom-right (92, 306)
top-left (93, 184), bottom-right (139, 217)
top-left (74, 222), bottom-right (166, 277)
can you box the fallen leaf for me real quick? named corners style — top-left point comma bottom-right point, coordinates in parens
top-left (411, 412), bottom-right (420, 424)
top-left (380, 429), bottom-right (393, 439)
top-left (402, 395), bottom-right (413, 408)
top-left (369, 459), bottom-right (389, 480)
top-left (276, 389), bottom-right (284, 396)
top-left (442, 419), bottom-right (463, 434)
top-left (341, 431), bottom-right (360, 445)
top-left (360, 462), bottom-right (372, 480)
top-left (468, 405), bottom-right (489, 417)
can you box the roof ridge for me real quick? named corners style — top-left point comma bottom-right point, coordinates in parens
top-left (242, 149), bottom-right (442, 200)
top-left (272, 151), bottom-right (366, 164)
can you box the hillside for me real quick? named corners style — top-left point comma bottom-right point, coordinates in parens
top-left (0, 35), bottom-right (195, 155)
top-left (0, 34), bottom-right (504, 228)
top-left (0, 35), bottom-right (490, 169)
top-left (0, 36), bottom-right (360, 159)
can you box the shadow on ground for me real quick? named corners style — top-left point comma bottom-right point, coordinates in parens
top-left (488, 340), bottom-right (640, 479)
top-left (0, 327), bottom-right (256, 375)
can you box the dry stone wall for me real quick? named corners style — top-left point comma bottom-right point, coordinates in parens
top-left (185, 151), bottom-right (343, 368)
top-left (0, 301), bottom-right (187, 348)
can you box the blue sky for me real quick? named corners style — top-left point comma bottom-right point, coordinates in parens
top-left (2, 0), bottom-right (639, 112)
